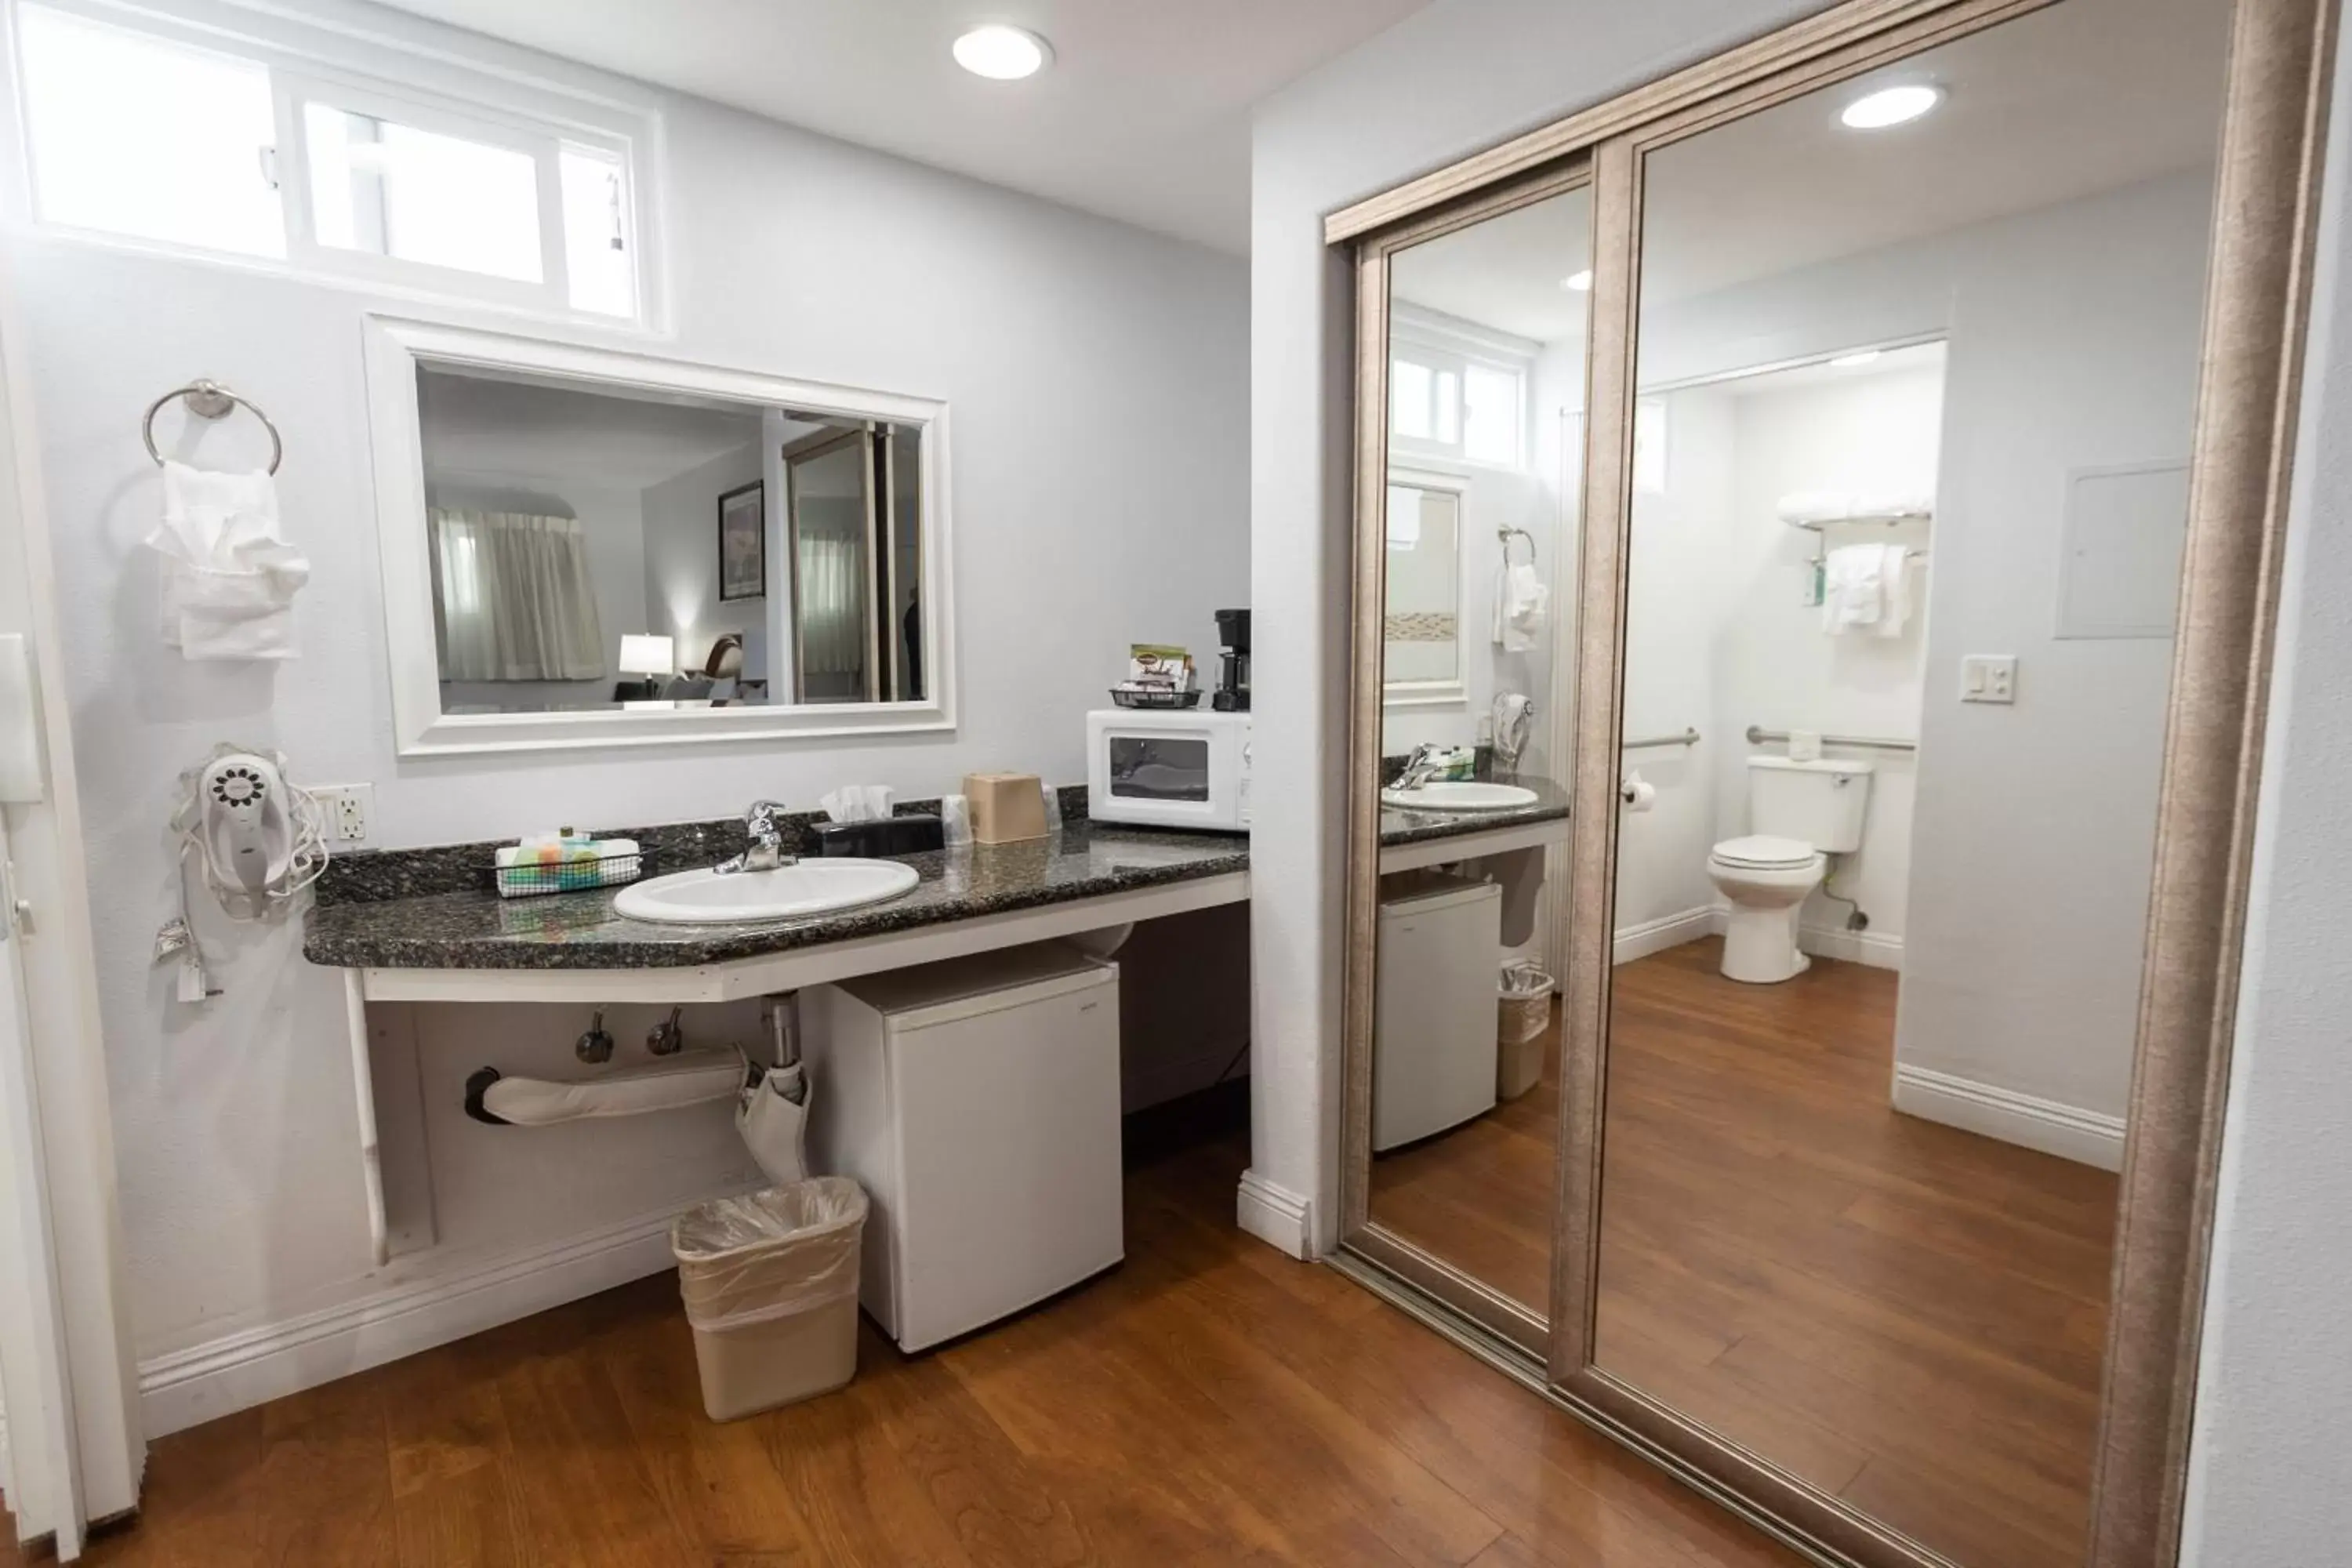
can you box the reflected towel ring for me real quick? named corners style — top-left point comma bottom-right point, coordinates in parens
top-left (142, 379), bottom-right (284, 474)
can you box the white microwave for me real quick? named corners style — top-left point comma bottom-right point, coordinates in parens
top-left (1087, 709), bottom-right (1253, 832)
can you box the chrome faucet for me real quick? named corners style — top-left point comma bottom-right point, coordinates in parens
top-left (719, 800), bottom-right (795, 874)
top-left (1395, 742), bottom-right (1452, 793)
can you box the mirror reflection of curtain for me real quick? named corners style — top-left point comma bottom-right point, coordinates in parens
top-left (429, 508), bottom-right (606, 681)
top-left (796, 530), bottom-right (866, 676)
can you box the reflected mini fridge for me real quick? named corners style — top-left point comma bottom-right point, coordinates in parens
top-left (1373, 875), bottom-right (1502, 1152)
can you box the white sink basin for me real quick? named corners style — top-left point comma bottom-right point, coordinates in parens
top-left (613, 858), bottom-right (920, 924)
top-left (1381, 781), bottom-right (1541, 812)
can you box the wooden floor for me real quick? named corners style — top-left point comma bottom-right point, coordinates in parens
top-left (1371, 938), bottom-right (2119, 1568)
top-left (35, 1087), bottom-right (1800, 1568)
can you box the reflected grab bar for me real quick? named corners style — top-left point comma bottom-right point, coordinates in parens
top-left (1745, 724), bottom-right (1918, 754)
top-left (1624, 728), bottom-right (1700, 750)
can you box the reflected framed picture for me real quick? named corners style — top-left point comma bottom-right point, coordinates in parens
top-left (717, 480), bottom-right (766, 601)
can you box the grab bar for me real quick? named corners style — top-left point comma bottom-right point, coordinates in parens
top-left (1624, 727), bottom-right (1700, 750)
top-left (1745, 724), bottom-right (1917, 754)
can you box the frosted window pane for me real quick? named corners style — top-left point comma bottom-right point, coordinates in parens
top-left (306, 103), bottom-right (542, 281)
top-left (1632, 398), bottom-right (1668, 494)
top-left (20, 5), bottom-right (284, 256)
top-left (1432, 370), bottom-right (1461, 444)
top-left (560, 147), bottom-right (633, 316)
top-left (1465, 365), bottom-right (1519, 465)
top-left (1391, 359), bottom-right (1432, 439)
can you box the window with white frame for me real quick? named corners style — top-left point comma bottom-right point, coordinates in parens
top-left (13, 3), bottom-right (648, 321)
top-left (1389, 334), bottom-right (1528, 468)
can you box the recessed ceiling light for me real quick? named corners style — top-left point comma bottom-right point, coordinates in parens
top-left (1829, 350), bottom-right (1883, 368)
top-left (1560, 270), bottom-right (1593, 292)
top-left (1840, 84), bottom-right (1942, 129)
top-left (953, 24), bottom-right (1052, 80)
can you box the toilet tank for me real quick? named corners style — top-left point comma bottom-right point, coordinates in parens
top-left (1747, 757), bottom-right (1873, 852)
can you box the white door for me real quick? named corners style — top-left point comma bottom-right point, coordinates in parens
top-left (0, 257), bottom-right (142, 1558)
top-left (0, 809), bottom-right (84, 1558)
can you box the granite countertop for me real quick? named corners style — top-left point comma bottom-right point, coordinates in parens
top-left (1377, 773), bottom-right (1572, 848)
top-left (304, 773), bottom-right (1567, 972)
top-left (303, 819), bottom-right (1250, 971)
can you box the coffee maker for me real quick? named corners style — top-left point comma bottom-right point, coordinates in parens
top-left (1212, 608), bottom-right (1250, 712)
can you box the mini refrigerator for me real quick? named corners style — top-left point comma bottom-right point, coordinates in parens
top-left (803, 942), bottom-right (1123, 1352)
top-left (1373, 874), bottom-right (1502, 1152)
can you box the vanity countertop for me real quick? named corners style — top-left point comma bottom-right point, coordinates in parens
top-left (306, 774), bottom-right (1570, 974)
top-left (303, 820), bottom-right (1249, 971)
top-left (1377, 773), bottom-right (1572, 848)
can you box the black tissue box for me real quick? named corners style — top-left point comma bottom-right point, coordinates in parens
top-left (810, 814), bottom-right (945, 858)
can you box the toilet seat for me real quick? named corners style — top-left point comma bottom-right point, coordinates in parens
top-left (1708, 833), bottom-right (1817, 869)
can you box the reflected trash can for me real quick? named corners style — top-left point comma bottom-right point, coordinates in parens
top-left (1497, 961), bottom-right (1555, 1102)
top-left (671, 1176), bottom-right (868, 1421)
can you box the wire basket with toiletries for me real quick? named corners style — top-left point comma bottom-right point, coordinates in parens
top-left (494, 832), bottom-right (648, 898)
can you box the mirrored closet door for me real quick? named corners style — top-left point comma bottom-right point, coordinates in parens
top-left (1582, 2), bottom-right (2235, 1561)
top-left (1343, 172), bottom-right (1592, 1349)
top-left (1338, 0), bottom-right (2328, 1563)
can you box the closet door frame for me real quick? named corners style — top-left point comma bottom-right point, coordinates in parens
top-left (1338, 156), bottom-right (1593, 1362)
top-left (1332, 0), bottom-right (2339, 1563)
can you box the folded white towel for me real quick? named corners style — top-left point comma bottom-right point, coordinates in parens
top-left (1779, 489), bottom-right (1935, 525)
top-left (1780, 490), bottom-right (1857, 526)
top-left (1822, 542), bottom-right (1913, 637)
top-left (147, 463), bottom-right (308, 659)
top-left (1493, 561), bottom-right (1549, 652)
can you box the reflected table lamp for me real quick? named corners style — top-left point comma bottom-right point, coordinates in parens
top-left (619, 633), bottom-right (674, 702)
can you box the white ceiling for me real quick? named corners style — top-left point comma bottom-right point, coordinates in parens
top-left (1392, 0), bottom-right (2230, 341)
top-left (368, 0), bottom-right (1429, 253)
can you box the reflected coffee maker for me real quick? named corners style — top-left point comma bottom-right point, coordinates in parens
top-left (1213, 608), bottom-right (1250, 712)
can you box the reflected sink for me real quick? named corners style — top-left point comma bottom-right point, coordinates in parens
top-left (1381, 781), bottom-right (1541, 812)
top-left (613, 858), bottom-right (920, 924)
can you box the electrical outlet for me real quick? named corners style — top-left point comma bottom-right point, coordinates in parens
top-left (1960, 655), bottom-right (2018, 705)
top-left (314, 783), bottom-right (375, 842)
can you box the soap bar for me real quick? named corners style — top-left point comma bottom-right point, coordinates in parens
top-left (964, 773), bottom-right (1047, 844)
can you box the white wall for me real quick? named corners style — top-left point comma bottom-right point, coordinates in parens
top-left (2180, 20), bottom-right (2352, 1559)
top-left (8, 0), bottom-right (1247, 1392)
top-left (640, 440), bottom-right (764, 681)
top-left (1248, 0), bottom-right (1826, 1254)
top-left (1888, 177), bottom-right (2209, 1123)
top-left (1617, 386), bottom-right (1737, 932)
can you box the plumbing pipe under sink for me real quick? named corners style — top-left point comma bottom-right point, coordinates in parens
top-left (464, 1049), bottom-right (745, 1127)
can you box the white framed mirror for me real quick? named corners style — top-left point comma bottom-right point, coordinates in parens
top-left (1381, 468), bottom-right (1468, 708)
top-left (361, 316), bottom-right (954, 754)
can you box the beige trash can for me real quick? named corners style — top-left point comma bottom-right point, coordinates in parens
top-left (672, 1177), bottom-right (868, 1421)
top-left (1497, 962), bottom-right (1555, 1102)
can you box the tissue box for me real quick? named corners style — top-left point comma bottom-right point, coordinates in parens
top-left (964, 773), bottom-right (1047, 844)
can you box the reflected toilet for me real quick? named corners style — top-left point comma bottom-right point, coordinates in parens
top-left (1707, 757), bottom-right (1871, 983)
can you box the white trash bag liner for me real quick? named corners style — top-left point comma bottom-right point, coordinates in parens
top-left (672, 1177), bottom-right (867, 1334)
top-left (1500, 960), bottom-right (1555, 1000)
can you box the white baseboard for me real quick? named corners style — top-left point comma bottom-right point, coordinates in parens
top-left (1613, 907), bottom-right (1716, 965)
top-left (1798, 921), bottom-right (1904, 971)
top-left (136, 1200), bottom-right (720, 1438)
top-left (1892, 1064), bottom-right (2125, 1171)
top-left (1235, 1169), bottom-right (1314, 1260)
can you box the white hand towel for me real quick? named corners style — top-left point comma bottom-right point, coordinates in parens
top-left (1875, 543), bottom-right (1914, 639)
top-left (147, 462), bottom-right (308, 659)
top-left (1493, 561), bottom-right (1549, 652)
top-left (1820, 543), bottom-right (1914, 637)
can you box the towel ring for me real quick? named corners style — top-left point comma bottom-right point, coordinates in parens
top-left (142, 379), bottom-right (283, 474)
